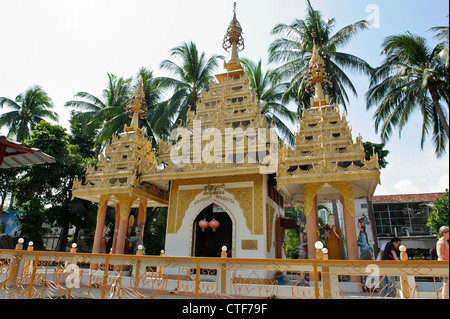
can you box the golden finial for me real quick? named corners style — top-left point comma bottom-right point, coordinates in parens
top-left (222, 2), bottom-right (244, 53)
top-left (128, 75), bottom-right (147, 119)
top-left (305, 29), bottom-right (332, 100)
top-left (126, 75), bottom-right (148, 131)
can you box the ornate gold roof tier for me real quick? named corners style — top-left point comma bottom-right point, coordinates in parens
top-left (144, 4), bottom-right (277, 183)
top-left (71, 77), bottom-right (169, 209)
top-left (276, 37), bottom-right (380, 204)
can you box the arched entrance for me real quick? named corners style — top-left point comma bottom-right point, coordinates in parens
top-left (192, 204), bottom-right (232, 257)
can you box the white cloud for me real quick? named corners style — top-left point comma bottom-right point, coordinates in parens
top-left (393, 179), bottom-right (421, 194)
top-left (430, 174), bottom-right (449, 192)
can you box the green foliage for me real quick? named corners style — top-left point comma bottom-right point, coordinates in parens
top-left (240, 58), bottom-right (296, 146)
top-left (363, 141), bottom-right (390, 169)
top-left (143, 207), bottom-right (168, 255)
top-left (366, 32), bottom-right (449, 157)
top-left (269, 0), bottom-right (372, 112)
top-left (427, 189), bottom-right (449, 238)
top-left (0, 86), bottom-right (58, 142)
top-left (285, 229), bottom-right (300, 259)
top-left (14, 121), bottom-right (97, 251)
top-left (17, 198), bottom-right (49, 250)
top-left (159, 41), bottom-right (225, 127)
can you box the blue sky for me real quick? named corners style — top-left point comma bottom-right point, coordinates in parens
top-left (0, 0), bottom-right (449, 196)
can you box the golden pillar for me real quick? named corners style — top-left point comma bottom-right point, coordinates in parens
top-left (114, 194), bottom-right (134, 254)
top-left (136, 198), bottom-right (147, 237)
top-left (92, 195), bottom-right (109, 254)
top-left (306, 194), bottom-right (319, 260)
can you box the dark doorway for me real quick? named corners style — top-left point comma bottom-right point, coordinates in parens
top-left (192, 204), bottom-right (232, 257)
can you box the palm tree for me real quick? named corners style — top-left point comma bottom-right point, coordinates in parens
top-left (132, 68), bottom-right (174, 144)
top-left (66, 70), bottom-right (172, 151)
top-left (430, 17), bottom-right (449, 68)
top-left (240, 58), bottom-right (296, 146)
top-left (159, 41), bottom-right (225, 127)
top-left (269, 0), bottom-right (372, 112)
top-left (366, 32), bottom-right (449, 157)
top-left (65, 72), bottom-right (133, 152)
top-left (0, 86), bottom-right (58, 142)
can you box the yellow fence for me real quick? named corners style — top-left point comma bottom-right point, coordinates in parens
top-left (0, 248), bottom-right (448, 299)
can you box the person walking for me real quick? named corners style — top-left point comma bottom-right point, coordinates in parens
top-left (380, 237), bottom-right (401, 297)
top-left (436, 226), bottom-right (449, 299)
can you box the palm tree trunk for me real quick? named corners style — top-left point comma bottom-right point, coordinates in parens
top-left (428, 84), bottom-right (450, 138)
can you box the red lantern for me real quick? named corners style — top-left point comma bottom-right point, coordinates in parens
top-left (198, 219), bottom-right (209, 232)
top-left (208, 218), bottom-right (220, 232)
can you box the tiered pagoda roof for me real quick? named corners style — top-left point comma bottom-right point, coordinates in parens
top-left (71, 76), bottom-right (169, 208)
top-left (276, 36), bottom-right (380, 203)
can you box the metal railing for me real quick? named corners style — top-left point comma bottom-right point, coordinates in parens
top-left (0, 245), bottom-right (448, 299)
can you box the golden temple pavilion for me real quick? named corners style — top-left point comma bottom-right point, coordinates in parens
top-left (72, 4), bottom-right (380, 260)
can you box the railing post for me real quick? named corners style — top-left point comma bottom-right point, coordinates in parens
top-left (220, 246), bottom-right (228, 294)
top-left (134, 245), bottom-right (143, 289)
top-left (157, 250), bottom-right (165, 277)
top-left (8, 238), bottom-right (24, 284)
top-left (100, 255), bottom-right (110, 299)
top-left (195, 259), bottom-right (201, 299)
top-left (26, 253), bottom-right (39, 299)
top-left (314, 241), bottom-right (323, 299)
top-left (399, 245), bottom-right (412, 299)
top-left (23, 242), bottom-right (34, 273)
top-left (322, 248), bottom-right (331, 299)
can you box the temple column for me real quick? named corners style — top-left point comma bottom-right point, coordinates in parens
top-left (111, 203), bottom-right (120, 254)
top-left (341, 195), bottom-right (358, 261)
top-left (303, 183), bottom-right (324, 260)
top-left (136, 198), bottom-right (147, 237)
top-left (114, 194), bottom-right (134, 254)
top-left (92, 195), bottom-right (109, 254)
top-left (306, 195), bottom-right (319, 260)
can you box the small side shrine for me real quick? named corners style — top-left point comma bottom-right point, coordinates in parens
top-left (72, 4), bottom-right (381, 261)
top-left (276, 37), bottom-right (381, 260)
top-left (72, 77), bottom-right (169, 254)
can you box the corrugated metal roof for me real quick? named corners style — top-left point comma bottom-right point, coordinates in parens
top-left (0, 136), bottom-right (55, 168)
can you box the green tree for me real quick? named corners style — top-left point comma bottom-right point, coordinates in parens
top-left (240, 58), bottom-right (296, 146)
top-left (366, 32), bottom-right (449, 157)
top-left (363, 141), bottom-right (390, 169)
top-left (14, 121), bottom-right (97, 251)
top-left (159, 41), bottom-right (225, 127)
top-left (0, 86), bottom-right (58, 142)
top-left (65, 72), bottom-right (133, 152)
top-left (269, 0), bottom-right (372, 112)
top-left (427, 190), bottom-right (449, 238)
top-left (17, 198), bottom-right (48, 250)
top-left (132, 68), bottom-right (174, 144)
top-left (143, 207), bottom-right (168, 255)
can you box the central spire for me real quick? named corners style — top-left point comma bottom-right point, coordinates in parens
top-left (305, 30), bottom-right (332, 104)
top-left (126, 75), bottom-right (147, 131)
top-left (222, 2), bottom-right (244, 72)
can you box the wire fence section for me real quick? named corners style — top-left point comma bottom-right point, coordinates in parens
top-left (0, 249), bottom-right (448, 299)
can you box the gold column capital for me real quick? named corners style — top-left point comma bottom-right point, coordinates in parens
top-left (303, 182), bottom-right (325, 217)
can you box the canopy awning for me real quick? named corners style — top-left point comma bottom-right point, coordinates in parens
top-left (0, 136), bottom-right (55, 168)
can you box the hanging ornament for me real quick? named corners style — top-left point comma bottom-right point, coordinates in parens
top-left (199, 219), bottom-right (209, 232)
top-left (208, 218), bottom-right (220, 232)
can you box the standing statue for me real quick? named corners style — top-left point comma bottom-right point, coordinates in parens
top-left (127, 223), bottom-right (145, 254)
top-left (297, 219), bottom-right (308, 259)
top-left (296, 217), bottom-right (310, 286)
top-left (357, 217), bottom-right (373, 260)
top-left (325, 214), bottom-right (342, 259)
